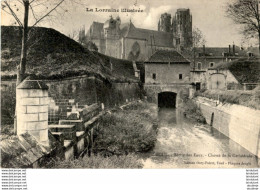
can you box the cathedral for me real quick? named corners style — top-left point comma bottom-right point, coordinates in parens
top-left (86, 9), bottom-right (192, 61)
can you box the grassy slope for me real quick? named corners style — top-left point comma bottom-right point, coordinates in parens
top-left (49, 102), bottom-right (158, 168)
top-left (213, 58), bottom-right (260, 83)
top-left (195, 87), bottom-right (260, 110)
top-left (1, 26), bottom-right (137, 82)
top-left (93, 102), bottom-right (158, 156)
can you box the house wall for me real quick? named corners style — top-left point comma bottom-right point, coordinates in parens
top-left (195, 57), bottom-right (239, 71)
top-left (145, 63), bottom-right (190, 84)
top-left (207, 69), bottom-right (239, 90)
top-left (190, 71), bottom-right (207, 89)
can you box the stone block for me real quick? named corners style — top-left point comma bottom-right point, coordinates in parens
top-left (69, 99), bottom-right (75, 103)
top-left (39, 97), bottom-right (49, 105)
top-left (28, 130), bottom-right (40, 140)
top-left (17, 105), bottom-right (27, 114)
top-left (39, 112), bottom-right (48, 121)
top-left (16, 89), bottom-right (30, 98)
top-left (77, 138), bottom-right (85, 154)
top-left (49, 124), bottom-right (76, 133)
top-left (27, 105), bottom-right (48, 113)
top-left (64, 144), bottom-right (74, 160)
top-left (24, 121), bottom-right (48, 130)
top-left (39, 129), bottom-right (49, 142)
top-left (28, 89), bottom-right (45, 97)
top-left (20, 97), bottom-right (40, 106)
top-left (59, 120), bottom-right (84, 131)
top-left (18, 113), bottom-right (39, 122)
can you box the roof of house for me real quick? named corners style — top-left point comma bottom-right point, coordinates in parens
top-left (247, 47), bottom-right (260, 55)
top-left (182, 46), bottom-right (248, 59)
top-left (145, 50), bottom-right (190, 63)
top-left (194, 46), bottom-right (248, 57)
top-left (212, 58), bottom-right (260, 83)
top-left (17, 76), bottom-right (49, 90)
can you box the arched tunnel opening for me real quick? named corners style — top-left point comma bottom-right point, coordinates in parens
top-left (158, 92), bottom-right (177, 108)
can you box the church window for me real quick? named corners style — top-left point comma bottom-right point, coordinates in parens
top-left (179, 74), bottom-right (183, 80)
top-left (209, 62), bottom-right (214, 67)
top-left (197, 62), bottom-right (202, 70)
top-left (176, 38), bottom-right (180, 45)
top-left (152, 73), bottom-right (156, 80)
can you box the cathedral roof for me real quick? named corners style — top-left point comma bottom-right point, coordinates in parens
top-left (87, 22), bottom-right (104, 39)
top-left (146, 50), bottom-right (190, 63)
top-left (120, 22), bottom-right (174, 48)
top-left (88, 20), bottom-right (174, 48)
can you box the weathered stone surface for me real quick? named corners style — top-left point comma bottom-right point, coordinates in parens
top-left (1, 133), bottom-right (55, 168)
top-left (27, 105), bottom-right (48, 113)
top-left (49, 125), bottom-right (76, 141)
top-left (49, 125), bottom-right (76, 133)
top-left (18, 113), bottom-right (39, 122)
top-left (59, 120), bottom-right (84, 131)
top-left (19, 97), bottom-right (40, 106)
top-left (196, 97), bottom-right (260, 158)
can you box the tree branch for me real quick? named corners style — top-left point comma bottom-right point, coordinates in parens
top-left (29, 4), bottom-right (37, 22)
top-left (3, 1), bottom-right (23, 27)
top-left (30, 0), bottom-right (65, 28)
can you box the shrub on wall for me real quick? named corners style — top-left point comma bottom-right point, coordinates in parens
top-left (93, 102), bottom-right (158, 156)
top-left (1, 89), bottom-right (16, 125)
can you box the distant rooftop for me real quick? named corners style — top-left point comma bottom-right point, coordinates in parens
top-left (211, 58), bottom-right (260, 84)
top-left (145, 50), bottom-right (190, 63)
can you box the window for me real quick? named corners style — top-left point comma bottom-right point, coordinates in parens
top-left (179, 74), bottom-right (183, 80)
top-left (196, 82), bottom-right (201, 91)
top-left (152, 73), bottom-right (156, 80)
top-left (197, 62), bottom-right (202, 70)
top-left (176, 38), bottom-right (180, 45)
top-left (209, 62), bottom-right (214, 67)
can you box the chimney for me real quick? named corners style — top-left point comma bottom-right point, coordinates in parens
top-left (203, 45), bottom-right (206, 56)
top-left (233, 44), bottom-right (235, 55)
top-left (229, 45), bottom-right (231, 55)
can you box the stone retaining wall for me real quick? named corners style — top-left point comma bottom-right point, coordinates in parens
top-left (195, 96), bottom-right (260, 158)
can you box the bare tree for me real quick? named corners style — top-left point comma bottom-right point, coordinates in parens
top-left (2, 0), bottom-right (67, 85)
top-left (191, 27), bottom-right (206, 70)
top-left (192, 27), bottom-right (206, 48)
top-left (2, 0), bottom-right (69, 134)
top-left (226, 0), bottom-right (260, 53)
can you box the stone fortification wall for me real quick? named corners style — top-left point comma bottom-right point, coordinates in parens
top-left (1, 76), bottom-right (141, 124)
top-left (195, 96), bottom-right (260, 158)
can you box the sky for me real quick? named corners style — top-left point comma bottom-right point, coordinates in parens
top-left (1, 0), bottom-right (258, 47)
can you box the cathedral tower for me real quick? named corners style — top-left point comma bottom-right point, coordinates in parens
top-left (158, 13), bottom-right (172, 33)
top-left (172, 9), bottom-right (193, 50)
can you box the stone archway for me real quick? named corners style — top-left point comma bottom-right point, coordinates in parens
top-left (158, 91), bottom-right (177, 108)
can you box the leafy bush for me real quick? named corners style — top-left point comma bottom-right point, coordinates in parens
top-left (93, 102), bottom-right (158, 156)
top-left (182, 99), bottom-right (206, 124)
top-left (196, 89), bottom-right (260, 110)
top-left (1, 89), bottom-right (16, 125)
